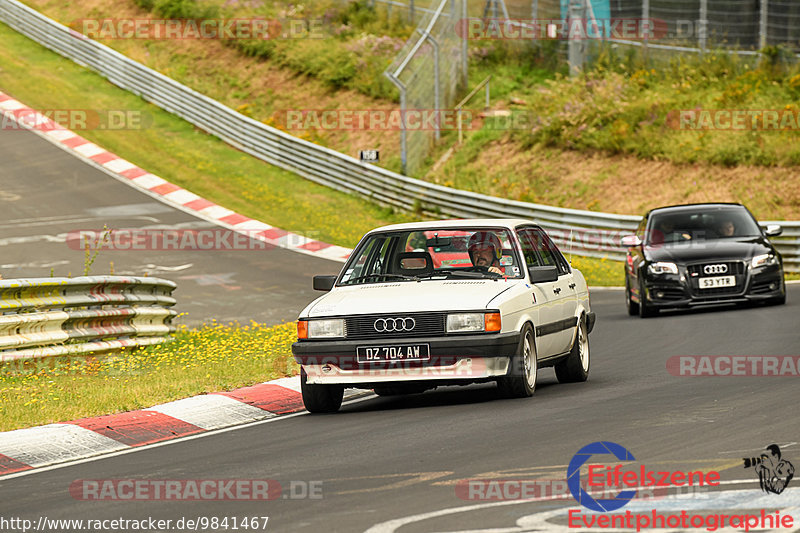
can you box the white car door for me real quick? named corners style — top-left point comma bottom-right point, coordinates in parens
top-left (520, 228), bottom-right (578, 355)
top-left (518, 229), bottom-right (566, 358)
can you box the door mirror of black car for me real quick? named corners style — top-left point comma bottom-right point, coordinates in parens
top-left (764, 224), bottom-right (783, 237)
top-left (313, 275), bottom-right (337, 291)
top-left (528, 265), bottom-right (559, 283)
top-left (620, 234), bottom-right (642, 247)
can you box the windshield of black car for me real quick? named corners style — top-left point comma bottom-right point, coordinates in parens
top-left (646, 208), bottom-right (762, 244)
top-left (338, 228), bottom-right (524, 285)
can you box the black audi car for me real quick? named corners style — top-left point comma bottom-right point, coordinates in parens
top-left (622, 203), bottom-right (785, 317)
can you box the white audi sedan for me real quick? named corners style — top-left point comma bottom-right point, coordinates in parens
top-left (292, 219), bottom-right (595, 413)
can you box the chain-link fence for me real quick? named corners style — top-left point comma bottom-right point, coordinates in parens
top-left (358, 0), bottom-right (800, 174)
top-left (382, 0), bottom-right (467, 176)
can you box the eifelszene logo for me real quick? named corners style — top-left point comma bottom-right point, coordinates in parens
top-left (744, 444), bottom-right (795, 495)
top-left (567, 441), bottom-right (638, 512)
top-left (567, 441), bottom-right (721, 512)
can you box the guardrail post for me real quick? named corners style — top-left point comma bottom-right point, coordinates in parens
top-left (461, 0), bottom-right (468, 88)
top-left (759, 0), bottom-right (768, 49)
top-left (698, 0), bottom-right (708, 53)
top-left (642, 0), bottom-right (649, 62)
top-left (409, 0), bottom-right (415, 22)
top-left (568, 0), bottom-right (585, 76)
top-left (385, 72), bottom-right (408, 173)
top-left (418, 29), bottom-right (441, 141)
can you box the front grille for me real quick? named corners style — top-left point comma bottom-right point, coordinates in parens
top-left (687, 261), bottom-right (745, 276)
top-left (345, 312), bottom-right (446, 340)
top-left (688, 261), bottom-right (746, 297)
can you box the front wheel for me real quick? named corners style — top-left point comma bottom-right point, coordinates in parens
top-left (301, 367), bottom-right (344, 413)
top-left (555, 317), bottom-right (590, 383)
top-left (497, 324), bottom-right (536, 398)
top-left (625, 277), bottom-right (639, 316)
top-left (639, 277), bottom-right (657, 318)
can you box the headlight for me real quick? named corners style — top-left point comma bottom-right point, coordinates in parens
top-left (751, 253), bottom-right (777, 268)
top-left (306, 319), bottom-right (345, 338)
top-left (447, 313), bottom-right (484, 333)
top-left (647, 262), bottom-right (678, 275)
top-left (446, 312), bottom-right (501, 333)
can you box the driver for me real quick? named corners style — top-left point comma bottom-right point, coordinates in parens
top-left (467, 231), bottom-right (504, 275)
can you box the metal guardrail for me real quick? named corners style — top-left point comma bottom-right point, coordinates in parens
top-left (0, 0), bottom-right (797, 271)
top-left (0, 276), bottom-right (177, 361)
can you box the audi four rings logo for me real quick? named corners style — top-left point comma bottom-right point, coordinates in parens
top-left (374, 317), bottom-right (415, 332)
top-left (704, 264), bottom-right (728, 275)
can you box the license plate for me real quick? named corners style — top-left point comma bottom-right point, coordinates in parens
top-left (356, 344), bottom-right (430, 363)
top-left (699, 275), bottom-right (735, 289)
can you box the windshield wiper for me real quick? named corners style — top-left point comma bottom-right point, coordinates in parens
top-left (344, 273), bottom-right (422, 284)
top-left (441, 270), bottom-right (497, 279)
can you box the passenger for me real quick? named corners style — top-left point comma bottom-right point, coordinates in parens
top-left (717, 218), bottom-right (736, 237)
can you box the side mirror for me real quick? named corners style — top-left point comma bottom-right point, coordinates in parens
top-left (313, 275), bottom-right (337, 291)
top-left (621, 234), bottom-right (642, 247)
top-left (528, 265), bottom-right (559, 283)
top-left (764, 224), bottom-right (783, 237)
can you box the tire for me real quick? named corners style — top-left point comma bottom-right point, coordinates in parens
top-left (638, 276), bottom-right (657, 318)
top-left (301, 367), bottom-right (343, 413)
top-left (555, 317), bottom-right (590, 383)
top-left (497, 324), bottom-right (536, 398)
top-left (767, 292), bottom-right (786, 306)
top-left (625, 277), bottom-right (639, 316)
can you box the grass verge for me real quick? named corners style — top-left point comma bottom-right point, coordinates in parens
top-left (0, 21), bottom-right (415, 247)
top-left (0, 19), bottom-right (628, 286)
top-left (0, 321), bottom-right (298, 432)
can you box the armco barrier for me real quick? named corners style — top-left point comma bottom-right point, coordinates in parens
top-left (0, 0), bottom-right (797, 270)
top-left (0, 276), bottom-right (177, 361)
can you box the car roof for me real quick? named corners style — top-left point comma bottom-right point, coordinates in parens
top-left (365, 218), bottom-right (537, 233)
top-left (647, 203), bottom-right (746, 216)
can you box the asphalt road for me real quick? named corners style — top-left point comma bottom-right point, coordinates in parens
top-left (2, 287), bottom-right (798, 532)
top-left (0, 127), bottom-right (340, 326)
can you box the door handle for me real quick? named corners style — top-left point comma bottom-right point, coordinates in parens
top-left (568, 283), bottom-right (576, 289)
top-left (553, 287), bottom-right (561, 294)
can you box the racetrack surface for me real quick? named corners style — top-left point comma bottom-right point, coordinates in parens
top-left (0, 127), bottom-right (340, 326)
top-left (2, 288), bottom-right (798, 532)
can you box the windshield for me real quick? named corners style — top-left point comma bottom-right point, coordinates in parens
top-left (646, 207), bottom-right (762, 245)
top-left (339, 228), bottom-right (524, 285)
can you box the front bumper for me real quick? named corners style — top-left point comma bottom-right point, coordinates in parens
top-left (293, 332), bottom-right (520, 385)
top-left (641, 264), bottom-right (784, 309)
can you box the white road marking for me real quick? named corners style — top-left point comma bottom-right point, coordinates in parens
top-left (364, 483), bottom-right (800, 533)
top-left (149, 394), bottom-right (275, 430)
top-left (0, 424), bottom-right (127, 468)
top-left (0, 395), bottom-right (376, 481)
